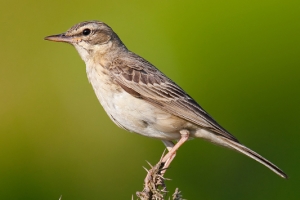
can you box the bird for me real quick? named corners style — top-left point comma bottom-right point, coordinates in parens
top-left (45, 20), bottom-right (287, 179)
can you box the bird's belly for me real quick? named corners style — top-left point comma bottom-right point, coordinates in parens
top-left (103, 90), bottom-right (187, 140)
top-left (87, 64), bottom-right (188, 140)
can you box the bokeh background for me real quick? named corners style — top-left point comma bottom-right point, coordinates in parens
top-left (1, 0), bottom-right (299, 199)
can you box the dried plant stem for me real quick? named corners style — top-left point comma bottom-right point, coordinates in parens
top-left (135, 151), bottom-right (184, 200)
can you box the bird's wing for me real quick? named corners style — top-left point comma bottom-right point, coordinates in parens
top-left (109, 53), bottom-right (238, 142)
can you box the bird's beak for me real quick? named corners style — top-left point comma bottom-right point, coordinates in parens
top-left (44, 33), bottom-right (73, 43)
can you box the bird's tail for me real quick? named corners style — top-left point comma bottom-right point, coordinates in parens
top-left (220, 137), bottom-right (287, 179)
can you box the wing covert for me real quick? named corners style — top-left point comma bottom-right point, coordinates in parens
top-left (109, 53), bottom-right (238, 142)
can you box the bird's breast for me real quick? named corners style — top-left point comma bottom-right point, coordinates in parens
top-left (85, 62), bottom-right (188, 140)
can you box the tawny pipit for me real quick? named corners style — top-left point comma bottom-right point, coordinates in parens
top-left (45, 21), bottom-right (287, 178)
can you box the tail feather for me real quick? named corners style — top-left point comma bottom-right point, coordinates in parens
top-left (221, 137), bottom-right (287, 179)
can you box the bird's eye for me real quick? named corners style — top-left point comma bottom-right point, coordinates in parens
top-left (82, 28), bottom-right (91, 36)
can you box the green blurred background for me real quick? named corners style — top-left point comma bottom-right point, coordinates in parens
top-left (1, 0), bottom-right (299, 199)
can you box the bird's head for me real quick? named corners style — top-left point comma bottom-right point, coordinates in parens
top-left (45, 21), bottom-right (126, 62)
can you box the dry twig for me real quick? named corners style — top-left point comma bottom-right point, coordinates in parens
top-left (135, 151), bottom-right (184, 200)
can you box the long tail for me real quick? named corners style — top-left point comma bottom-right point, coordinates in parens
top-left (221, 137), bottom-right (287, 179)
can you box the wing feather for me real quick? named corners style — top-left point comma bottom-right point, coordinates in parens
top-left (110, 52), bottom-right (239, 142)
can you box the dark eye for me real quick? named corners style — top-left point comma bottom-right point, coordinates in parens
top-left (82, 28), bottom-right (91, 36)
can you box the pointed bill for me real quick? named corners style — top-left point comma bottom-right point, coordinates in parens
top-left (44, 33), bottom-right (73, 43)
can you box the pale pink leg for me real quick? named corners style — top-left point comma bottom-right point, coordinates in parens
top-left (161, 130), bottom-right (190, 174)
top-left (162, 140), bottom-right (175, 151)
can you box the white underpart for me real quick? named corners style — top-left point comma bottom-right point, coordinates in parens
top-left (87, 62), bottom-right (186, 140)
top-left (73, 43), bottom-right (238, 145)
top-left (194, 128), bottom-right (231, 148)
top-left (74, 42), bottom-right (90, 62)
top-left (72, 40), bottom-right (187, 141)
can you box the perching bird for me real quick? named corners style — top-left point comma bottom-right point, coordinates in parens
top-left (45, 20), bottom-right (287, 178)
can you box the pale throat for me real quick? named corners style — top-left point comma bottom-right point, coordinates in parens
top-left (74, 44), bottom-right (90, 63)
top-left (74, 41), bottom-right (113, 67)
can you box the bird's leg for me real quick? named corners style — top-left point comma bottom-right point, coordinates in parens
top-left (161, 130), bottom-right (190, 174)
top-left (162, 140), bottom-right (175, 151)
top-left (161, 140), bottom-right (176, 175)
top-left (162, 129), bottom-right (190, 163)
top-left (142, 131), bottom-right (189, 195)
